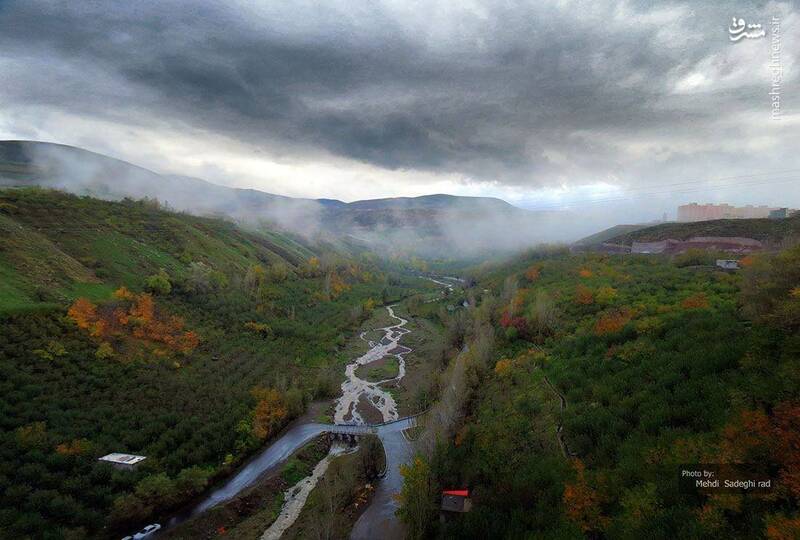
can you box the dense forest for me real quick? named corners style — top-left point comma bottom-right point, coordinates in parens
top-left (399, 245), bottom-right (800, 539)
top-left (0, 188), bottom-right (430, 538)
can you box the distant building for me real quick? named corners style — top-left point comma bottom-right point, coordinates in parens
top-left (98, 453), bottom-right (146, 470)
top-left (716, 260), bottom-right (740, 270)
top-left (677, 203), bottom-right (783, 222)
top-left (441, 490), bottom-right (472, 513)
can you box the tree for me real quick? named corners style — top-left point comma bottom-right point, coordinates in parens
top-left (244, 321), bottom-right (272, 337)
top-left (16, 422), bottom-right (48, 449)
top-left (595, 286), bottom-right (618, 305)
top-left (766, 514), bottom-right (800, 540)
top-left (174, 467), bottom-right (212, 498)
top-left (134, 473), bottom-right (178, 507)
top-left (110, 493), bottom-right (151, 526)
top-left (186, 261), bottom-right (226, 293)
top-left (113, 286), bottom-right (134, 301)
top-left (267, 262), bottom-right (289, 283)
top-left (397, 456), bottom-right (437, 540)
top-left (594, 309), bottom-right (632, 336)
top-left (563, 459), bottom-right (609, 533)
top-left (681, 293), bottom-right (709, 310)
top-left (359, 436), bottom-right (384, 480)
top-left (55, 439), bottom-right (91, 456)
top-left (245, 264), bottom-right (266, 290)
top-left (527, 291), bottom-right (559, 339)
top-left (67, 298), bottom-right (97, 329)
top-left (251, 388), bottom-right (288, 440)
top-left (524, 264), bottom-right (541, 282)
top-left (618, 482), bottom-right (660, 532)
top-left (95, 342), bottom-right (114, 360)
top-left (306, 256), bottom-right (321, 277)
top-left (129, 293), bottom-right (155, 325)
top-left (741, 246), bottom-right (800, 329)
top-left (145, 268), bottom-right (172, 295)
top-left (494, 358), bottom-right (513, 376)
top-left (575, 285), bottom-right (594, 305)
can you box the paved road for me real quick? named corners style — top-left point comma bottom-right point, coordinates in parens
top-left (162, 422), bottom-right (376, 531)
top-left (160, 417), bottom-right (417, 533)
top-left (350, 428), bottom-right (414, 540)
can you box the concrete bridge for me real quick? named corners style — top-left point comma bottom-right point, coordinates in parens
top-left (166, 412), bottom-right (424, 529)
top-left (325, 415), bottom-right (419, 445)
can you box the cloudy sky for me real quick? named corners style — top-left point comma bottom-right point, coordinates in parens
top-left (0, 0), bottom-right (797, 221)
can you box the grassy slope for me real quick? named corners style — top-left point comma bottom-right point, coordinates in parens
top-left (0, 188), bottom-right (426, 539)
top-left (0, 188), bottom-right (310, 311)
top-left (573, 223), bottom-right (648, 246)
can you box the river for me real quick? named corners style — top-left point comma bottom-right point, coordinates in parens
top-left (154, 285), bottom-right (449, 539)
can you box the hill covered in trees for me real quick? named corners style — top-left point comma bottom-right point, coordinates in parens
top-left (0, 141), bottom-right (589, 258)
top-left (0, 188), bottom-right (427, 538)
top-left (399, 246), bottom-right (800, 539)
top-left (606, 215), bottom-right (800, 247)
top-left (573, 224), bottom-right (649, 247)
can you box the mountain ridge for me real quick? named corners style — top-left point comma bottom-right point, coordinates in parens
top-left (0, 140), bottom-right (573, 256)
top-left (0, 140), bottom-right (515, 213)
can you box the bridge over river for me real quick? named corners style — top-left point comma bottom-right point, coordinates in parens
top-left (155, 291), bottom-right (457, 539)
top-left (161, 413), bottom-right (422, 534)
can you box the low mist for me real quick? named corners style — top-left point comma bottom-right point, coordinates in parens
top-left (0, 141), bottom-right (622, 258)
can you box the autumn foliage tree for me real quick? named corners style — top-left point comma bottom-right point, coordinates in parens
top-left (494, 358), bottom-right (513, 376)
top-left (594, 309), bottom-right (632, 336)
top-left (67, 298), bottom-right (97, 330)
top-left (681, 293), bottom-right (709, 310)
top-left (67, 289), bottom-right (199, 358)
top-left (575, 284), bottom-right (594, 305)
top-left (524, 264), bottom-right (541, 282)
top-left (563, 459), bottom-right (609, 534)
top-left (766, 514), bottom-right (800, 540)
top-left (251, 387), bottom-right (288, 440)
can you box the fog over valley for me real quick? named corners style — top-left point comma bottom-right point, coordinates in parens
top-left (2, 3), bottom-right (800, 540)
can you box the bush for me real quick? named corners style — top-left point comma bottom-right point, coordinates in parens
top-left (145, 269), bottom-right (172, 295)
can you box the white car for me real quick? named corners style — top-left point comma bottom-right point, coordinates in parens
top-left (122, 523), bottom-right (161, 540)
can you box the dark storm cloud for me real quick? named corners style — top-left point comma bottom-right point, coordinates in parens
top-left (0, 0), bottom-right (796, 189)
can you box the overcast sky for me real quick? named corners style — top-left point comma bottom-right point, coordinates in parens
top-left (0, 0), bottom-right (797, 221)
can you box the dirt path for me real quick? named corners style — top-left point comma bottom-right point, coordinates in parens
top-left (543, 375), bottom-right (576, 459)
top-left (260, 443), bottom-right (355, 540)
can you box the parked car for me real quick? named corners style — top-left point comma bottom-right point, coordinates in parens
top-left (121, 523), bottom-right (161, 540)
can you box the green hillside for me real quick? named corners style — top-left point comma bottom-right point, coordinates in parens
top-left (574, 223), bottom-right (648, 246)
top-left (0, 188), bottom-right (320, 310)
top-left (399, 245), bottom-right (800, 539)
top-left (0, 188), bottom-right (424, 538)
top-left (608, 215), bottom-right (800, 246)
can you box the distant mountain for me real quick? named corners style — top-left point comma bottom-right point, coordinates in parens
top-left (345, 193), bottom-right (514, 211)
top-left (0, 140), bottom-right (340, 233)
top-left (0, 140), bottom-right (578, 255)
